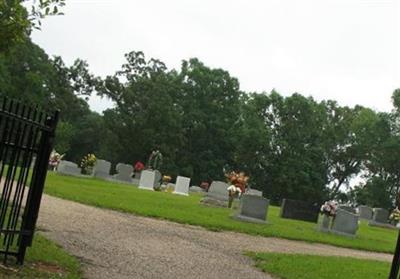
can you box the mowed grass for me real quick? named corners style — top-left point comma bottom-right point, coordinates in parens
top-left (0, 234), bottom-right (81, 279)
top-left (249, 253), bottom-right (390, 279)
top-left (44, 172), bottom-right (398, 254)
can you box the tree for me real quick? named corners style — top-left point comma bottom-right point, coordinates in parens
top-left (0, 0), bottom-right (65, 52)
top-left (96, 51), bottom-right (184, 173)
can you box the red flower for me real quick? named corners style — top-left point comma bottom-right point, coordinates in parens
top-left (134, 161), bottom-right (145, 171)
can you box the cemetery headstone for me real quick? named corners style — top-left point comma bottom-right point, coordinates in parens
top-left (280, 199), bottom-right (319, 223)
top-left (235, 195), bottom-right (269, 224)
top-left (331, 209), bottom-right (359, 237)
top-left (338, 205), bottom-right (357, 214)
top-left (57, 161), bottom-right (81, 176)
top-left (93, 159), bottom-right (111, 179)
top-left (246, 189), bottom-right (263, 197)
top-left (139, 170), bottom-right (156, 191)
top-left (369, 208), bottom-right (389, 227)
top-left (358, 206), bottom-right (373, 220)
top-left (201, 181), bottom-right (230, 207)
top-left (207, 181), bottom-right (229, 201)
top-left (113, 163), bottom-right (134, 183)
top-left (173, 176), bottom-right (190, 196)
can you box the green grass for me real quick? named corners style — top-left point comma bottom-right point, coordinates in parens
top-left (0, 234), bottom-right (81, 278)
top-left (249, 252), bottom-right (390, 279)
top-left (43, 172), bottom-right (398, 254)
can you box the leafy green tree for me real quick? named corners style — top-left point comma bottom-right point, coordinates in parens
top-left (0, 0), bottom-right (65, 52)
top-left (96, 51), bottom-right (184, 173)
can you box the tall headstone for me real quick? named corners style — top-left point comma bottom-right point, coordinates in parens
top-left (93, 159), bottom-right (111, 179)
top-left (57, 161), bottom-right (81, 176)
top-left (358, 206), bottom-right (373, 220)
top-left (173, 176), bottom-right (190, 196)
top-left (280, 199), bottom-right (319, 223)
top-left (235, 195), bottom-right (269, 224)
top-left (331, 209), bottom-right (359, 237)
top-left (369, 208), bottom-right (389, 227)
top-left (138, 170), bottom-right (160, 191)
top-left (113, 163), bottom-right (134, 183)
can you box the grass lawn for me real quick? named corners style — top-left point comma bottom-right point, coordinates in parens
top-left (249, 252), bottom-right (390, 279)
top-left (43, 172), bottom-right (398, 254)
top-left (0, 234), bottom-right (81, 278)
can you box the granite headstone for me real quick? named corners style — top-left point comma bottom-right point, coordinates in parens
top-left (93, 159), bottom-right (111, 179)
top-left (113, 163), bottom-right (134, 183)
top-left (235, 195), bottom-right (269, 224)
top-left (331, 209), bottom-right (359, 237)
top-left (280, 199), bottom-right (319, 223)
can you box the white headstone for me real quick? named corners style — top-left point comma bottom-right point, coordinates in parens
top-left (173, 176), bottom-right (190, 196)
top-left (113, 163), bottom-right (134, 183)
top-left (93, 159), bottom-right (111, 179)
top-left (139, 170), bottom-right (156, 191)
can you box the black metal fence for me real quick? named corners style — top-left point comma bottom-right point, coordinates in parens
top-left (0, 97), bottom-right (58, 264)
top-left (390, 231), bottom-right (400, 278)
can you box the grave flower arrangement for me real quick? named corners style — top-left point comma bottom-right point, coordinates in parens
top-left (320, 200), bottom-right (337, 217)
top-left (134, 161), bottom-right (145, 172)
top-left (226, 171), bottom-right (249, 208)
top-left (390, 207), bottom-right (400, 225)
top-left (48, 150), bottom-right (65, 171)
top-left (80, 153), bottom-right (97, 175)
top-left (162, 175), bottom-right (172, 183)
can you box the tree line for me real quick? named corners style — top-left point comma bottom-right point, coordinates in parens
top-left (1, 38), bottom-right (400, 208)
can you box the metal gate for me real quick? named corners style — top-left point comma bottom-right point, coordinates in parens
top-left (0, 97), bottom-right (59, 264)
top-left (390, 231), bottom-right (400, 278)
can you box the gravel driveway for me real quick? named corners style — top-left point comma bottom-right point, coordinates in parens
top-left (37, 195), bottom-right (392, 279)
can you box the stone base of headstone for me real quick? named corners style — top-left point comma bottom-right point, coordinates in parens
top-left (189, 186), bottom-right (205, 193)
top-left (200, 197), bottom-right (239, 209)
top-left (132, 178), bottom-right (140, 186)
top-left (234, 214), bottom-right (267, 224)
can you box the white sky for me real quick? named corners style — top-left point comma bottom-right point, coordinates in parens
top-left (32, 0), bottom-right (400, 113)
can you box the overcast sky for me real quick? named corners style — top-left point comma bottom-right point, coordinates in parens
top-left (32, 0), bottom-right (400, 113)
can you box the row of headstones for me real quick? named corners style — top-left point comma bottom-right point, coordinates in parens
top-left (57, 159), bottom-right (139, 184)
top-left (202, 184), bottom-right (383, 238)
top-left (138, 170), bottom-right (193, 196)
top-left (342, 205), bottom-right (395, 228)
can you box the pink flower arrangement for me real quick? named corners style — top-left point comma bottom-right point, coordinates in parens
top-left (320, 201), bottom-right (338, 217)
